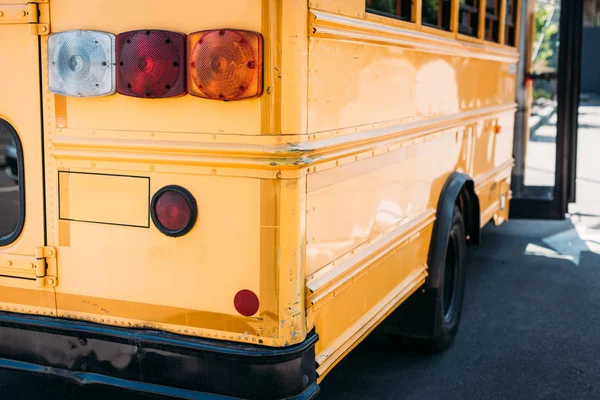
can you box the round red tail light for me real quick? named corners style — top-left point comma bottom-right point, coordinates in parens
top-left (234, 289), bottom-right (260, 317)
top-left (116, 30), bottom-right (186, 98)
top-left (150, 186), bottom-right (197, 237)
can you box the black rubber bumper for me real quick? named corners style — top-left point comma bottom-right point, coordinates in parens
top-left (0, 312), bottom-right (319, 400)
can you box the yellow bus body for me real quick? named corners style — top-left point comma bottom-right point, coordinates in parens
top-left (0, 0), bottom-right (518, 398)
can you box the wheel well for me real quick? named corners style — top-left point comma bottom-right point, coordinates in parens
top-left (455, 180), bottom-right (480, 246)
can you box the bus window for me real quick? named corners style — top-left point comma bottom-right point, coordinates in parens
top-left (366, 0), bottom-right (412, 21)
top-left (0, 120), bottom-right (22, 245)
top-left (459, 0), bottom-right (480, 37)
top-left (505, 0), bottom-right (518, 46)
top-left (423, 0), bottom-right (452, 30)
top-left (485, 0), bottom-right (501, 42)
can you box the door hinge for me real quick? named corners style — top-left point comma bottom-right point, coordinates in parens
top-left (0, 1), bottom-right (49, 35)
top-left (35, 246), bottom-right (57, 287)
top-left (28, 0), bottom-right (49, 35)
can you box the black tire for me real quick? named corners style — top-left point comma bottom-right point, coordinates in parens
top-left (380, 204), bottom-right (467, 353)
top-left (423, 204), bottom-right (467, 352)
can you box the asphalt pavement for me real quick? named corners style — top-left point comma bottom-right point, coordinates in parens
top-left (1, 217), bottom-right (600, 399)
top-left (320, 218), bottom-right (600, 400)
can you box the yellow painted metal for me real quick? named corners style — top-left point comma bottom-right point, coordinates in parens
top-left (0, 0), bottom-right (49, 35)
top-left (451, 0), bottom-right (460, 37)
top-left (35, 246), bottom-right (57, 287)
top-left (479, 0), bottom-right (487, 39)
top-left (0, 0), bottom-right (51, 304)
top-left (0, 0), bottom-right (520, 385)
top-left (499, 0), bottom-right (508, 45)
top-left (58, 172), bottom-right (150, 227)
top-left (0, 3), bottom-right (29, 24)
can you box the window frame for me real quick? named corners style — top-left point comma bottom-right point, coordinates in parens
top-left (421, 0), bottom-right (454, 31)
top-left (504, 0), bottom-right (517, 46)
top-left (458, 0), bottom-right (480, 37)
top-left (365, 0), bottom-right (413, 22)
top-left (484, 0), bottom-right (501, 42)
top-left (362, 0), bottom-right (520, 48)
top-left (0, 119), bottom-right (26, 247)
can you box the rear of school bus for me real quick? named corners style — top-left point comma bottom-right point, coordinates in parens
top-left (0, 1), bottom-right (319, 399)
top-left (0, 0), bottom-right (518, 398)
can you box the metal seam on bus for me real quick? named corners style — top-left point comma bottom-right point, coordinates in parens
top-left (306, 209), bottom-right (436, 297)
top-left (51, 104), bottom-right (517, 173)
top-left (310, 9), bottom-right (519, 63)
top-left (314, 269), bottom-right (427, 376)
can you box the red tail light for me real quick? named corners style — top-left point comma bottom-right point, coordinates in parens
top-left (187, 29), bottom-right (263, 101)
top-left (151, 186), bottom-right (197, 237)
top-left (116, 30), bottom-right (186, 98)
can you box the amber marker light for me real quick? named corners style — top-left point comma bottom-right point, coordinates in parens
top-left (187, 29), bottom-right (263, 101)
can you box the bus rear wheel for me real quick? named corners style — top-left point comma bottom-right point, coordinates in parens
top-left (429, 204), bottom-right (467, 351)
top-left (382, 205), bottom-right (467, 352)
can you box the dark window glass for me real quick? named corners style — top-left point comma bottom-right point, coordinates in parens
top-left (485, 0), bottom-right (500, 42)
top-left (505, 0), bottom-right (517, 45)
top-left (459, 0), bottom-right (479, 37)
top-left (0, 120), bottom-right (23, 245)
top-left (422, 0), bottom-right (452, 31)
top-left (366, 0), bottom-right (412, 21)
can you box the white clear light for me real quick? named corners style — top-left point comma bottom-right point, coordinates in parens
top-left (48, 30), bottom-right (116, 97)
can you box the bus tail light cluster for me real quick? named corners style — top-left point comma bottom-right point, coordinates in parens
top-left (48, 29), bottom-right (263, 101)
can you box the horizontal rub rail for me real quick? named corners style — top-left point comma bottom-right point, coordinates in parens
top-left (473, 159), bottom-right (515, 190)
top-left (52, 104), bottom-right (516, 174)
top-left (306, 209), bottom-right (436, 309)
top-left (310, 9), bottom-right (520, 63)
top-left (314, 268), bottom-right (427, 379)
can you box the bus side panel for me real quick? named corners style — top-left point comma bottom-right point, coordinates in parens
top-left (305, 9), bottom-right (517, 375)
top-left (310, 221), bottom-right (431, 379)
top-left (306, 132), bottom-right (458, 276)
top-left (305, 34), bottom-right (517, 276)
top-left (306, 130), bottom-right (459, 375)
top-left (472, 111), bottom-right (516, 226)
top-left (307, 30), bottom-right (517, 136)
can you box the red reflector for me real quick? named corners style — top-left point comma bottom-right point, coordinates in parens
top-left (234, 290), bottom-right (260, 317)
top-left (151, 186), bottom-right (197, 237)
top-left (116, 30), bottom-right (186, 98)
top-left (187, 29), bottom-right (263, 101)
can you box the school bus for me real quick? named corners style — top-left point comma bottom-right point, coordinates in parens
top-left (0, 0), bottom-right (519, 398)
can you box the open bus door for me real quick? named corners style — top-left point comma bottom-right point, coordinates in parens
top-left (510, 0), bottom-right (583, 219)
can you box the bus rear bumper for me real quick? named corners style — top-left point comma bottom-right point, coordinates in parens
top-left (0, 312), bottom-right (319, 400)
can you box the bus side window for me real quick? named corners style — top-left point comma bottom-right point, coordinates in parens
top-left (366, 0), bottom-right (412, 21)
top-left (485, 0), bottom-right (501, 42)
top-left (459, 0), bottom-right (479, 37)
top-left (422, 0), bottom-right (453, 31)
top-left (504, 0), bottom-right (518, 46)
top-left (0, 119), bottom-right (23, 246)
